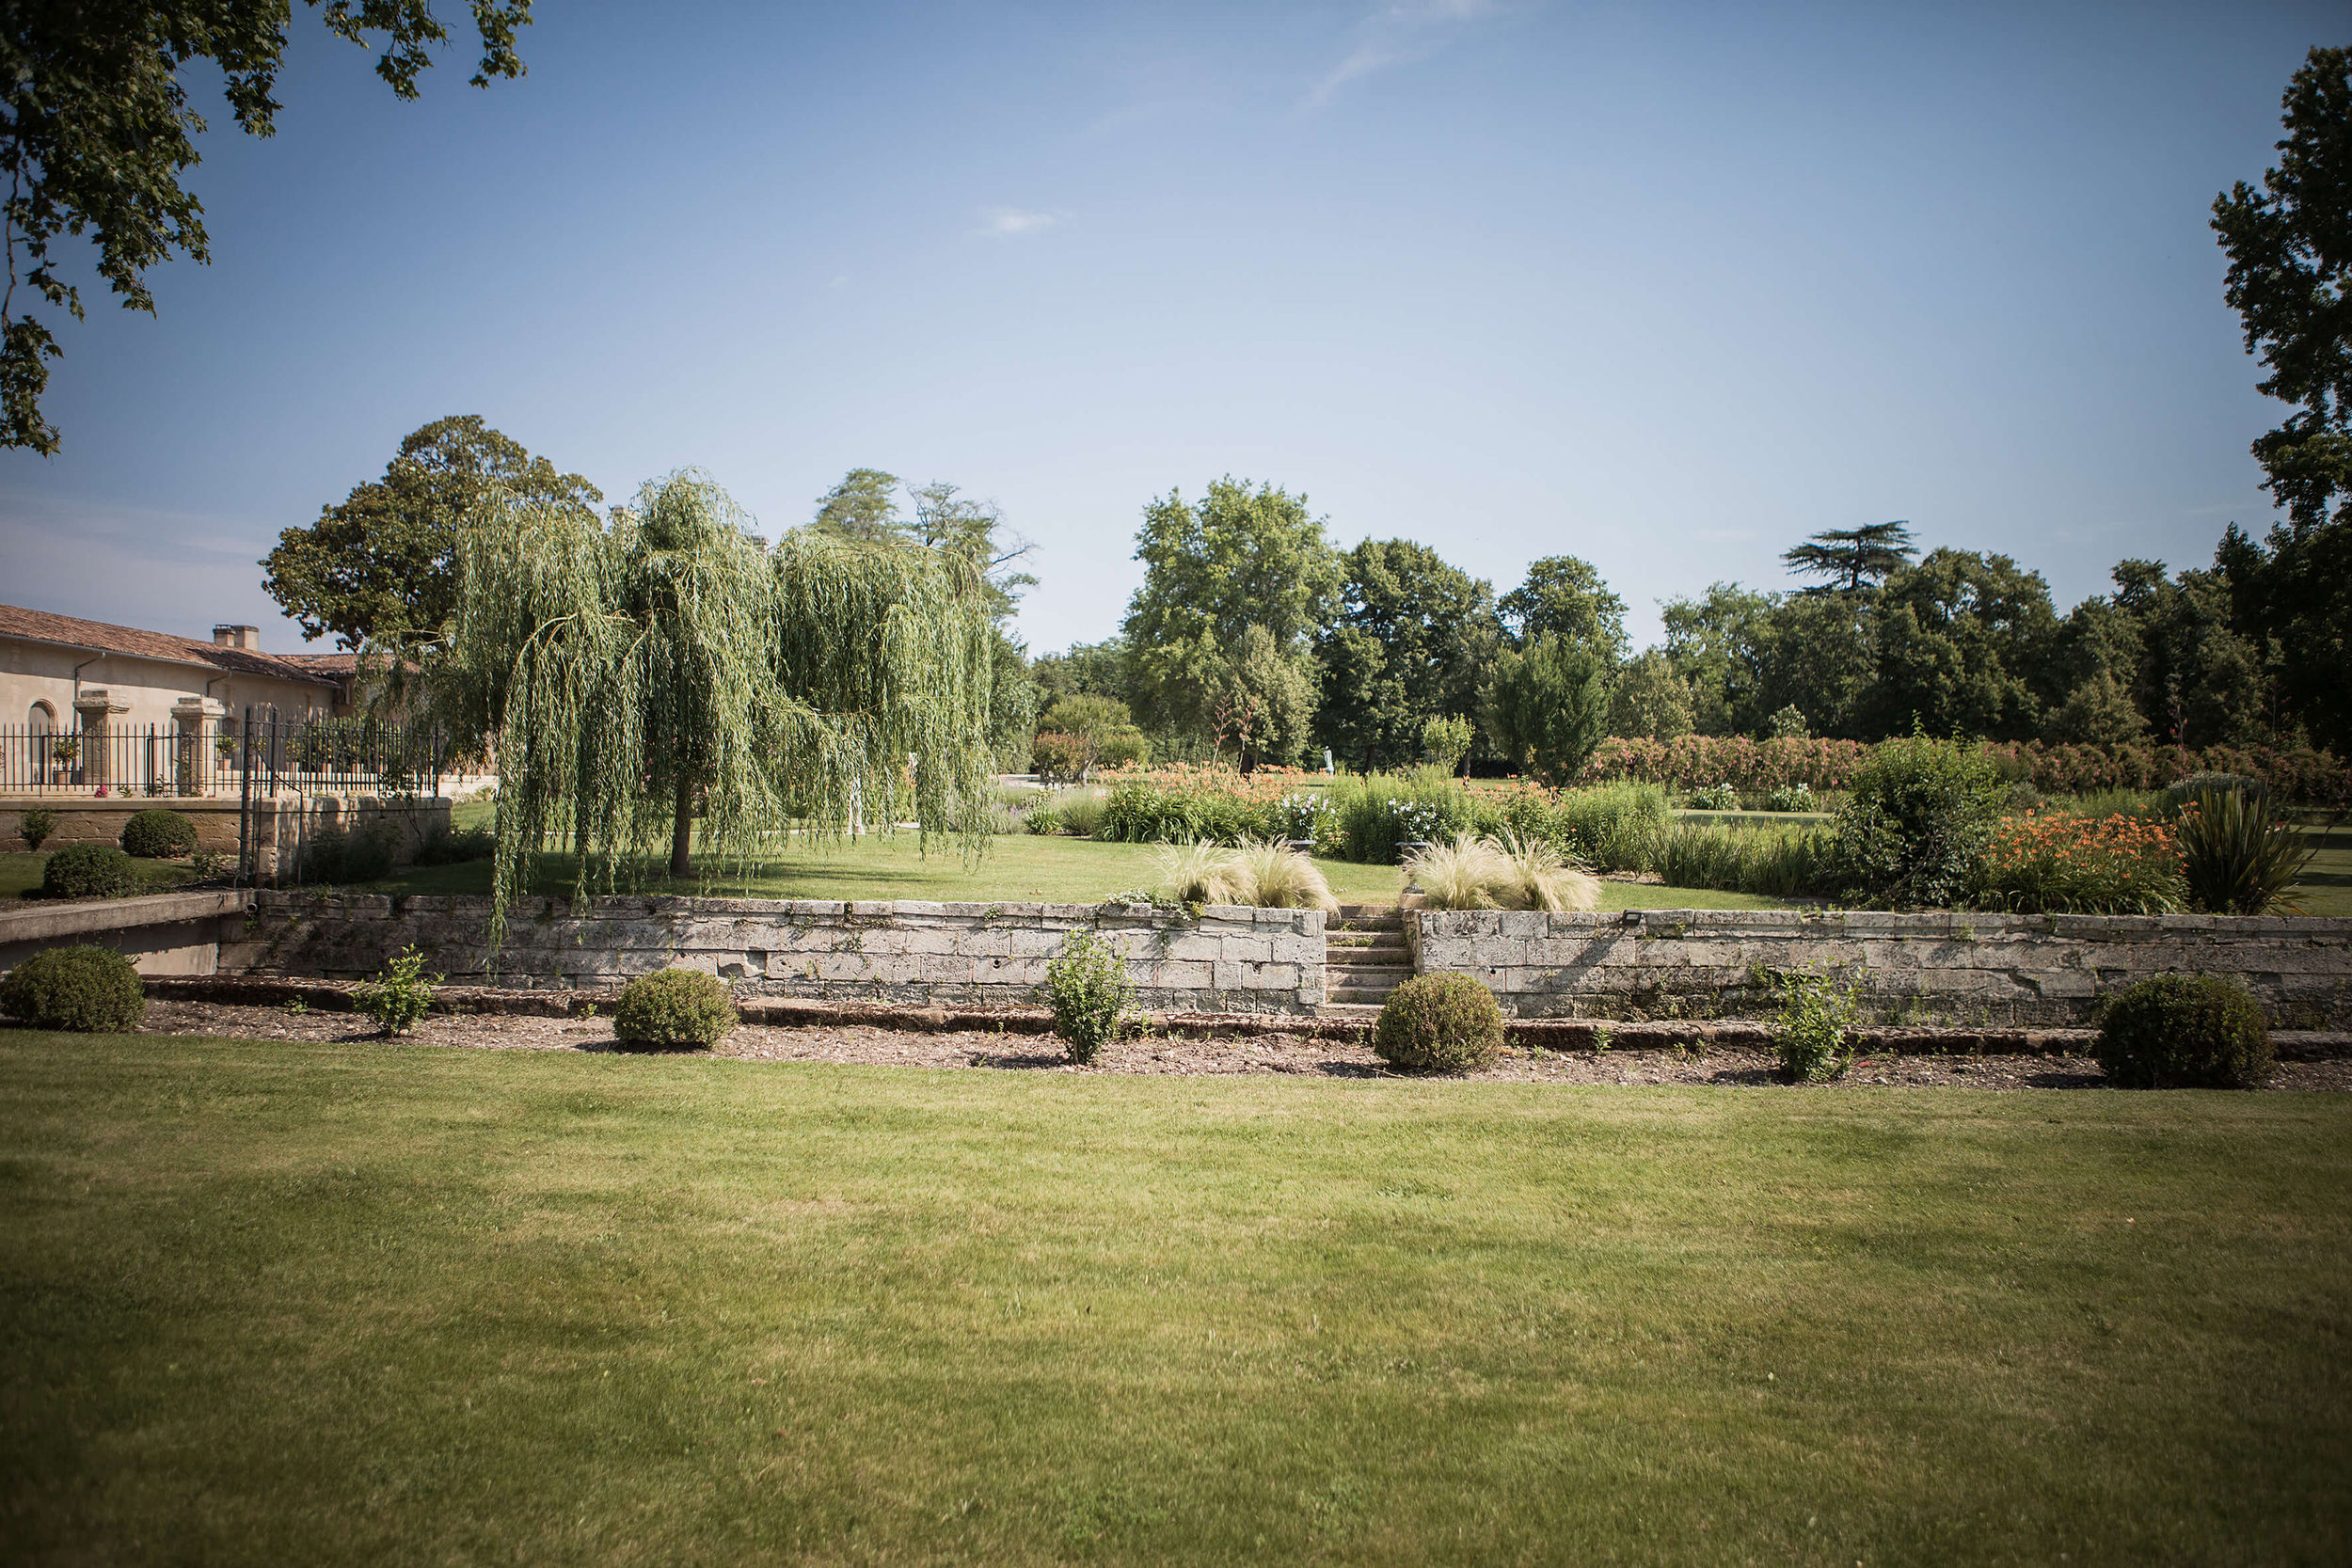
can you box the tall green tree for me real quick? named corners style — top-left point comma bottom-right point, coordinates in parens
top-left (1606, 649), bottom-right (1695, 740)
top-left (811, 468), bottom-right (907, 540)
top-left (436, 471), bottom-right (993, 915)
top-left (1120, 477), bottom-right (1340, 746)
top-left (906, 480), bottom-right (1038, 768)
top-left (262, 415), bottom-right (597, 651)
top-left (1860, 548), bottom-right (2060, 740)
top-left (1489, 634), bottom-right (1607, 784)
top-left (1661, 582), bottom-right (1776, 735)
top-left (1032, 638), bottom-right (1135, 708)
top-left (2, 1), bottom-right (531, 453)
top-left (1312, 538), bottom-right (1501, 769)
top-left (1781, 521), bottom-right (1918, 594)
top-left (1499, 556), bottom-right (1628, 664)
top-left (2213, 46), bottom-right (2352, 534)
top-left (2211, 47), bottom-right (2352, 753)
top-left (1208, 624), bottom-right (1317, 772)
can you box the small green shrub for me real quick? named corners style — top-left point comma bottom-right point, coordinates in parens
top-left (2162, 772), bottom-right (2265, 813)
top-left (355, 945), bottom-right (439, 1037)
top-left (1373, 973), bottom-right (1504, 1073)
top-left (1043, 928), bottom-right (1136, 1064)
top-left (1829, 735), bottom-right (2004, 908)
top-left (613, 968), bottom-right (738, 1048)
top-left (412, 824), bottom-right (495, 865)
top-left (2176, 787), bottom-right (2312, 915)
top-left (1765, 782), bottom-right (1816, 813)
top-left (1686, 781), bottom-right (1741, 812)
top-left (1551, 781), bottom-right (1670, 872)
top-left (0, 944), bottom-right (146, 1031)
top-left (40, 844), bottom-right (136, 900)
top-left (1772, 970), bottom-right (1859, 1082)
top-left (2095, 974), bottom-right (2271, 1088)
top-left (17, 807), bottom-right (58, 849)
top-left (1023, 805), bottom-right (1065, 835)
top-left (119, 808), bottom-right (199, 859)
top-left (1055, 790), bottom-right (1107, 838)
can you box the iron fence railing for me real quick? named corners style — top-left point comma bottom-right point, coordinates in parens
top-left (0, 713), bottom-right (453, 800)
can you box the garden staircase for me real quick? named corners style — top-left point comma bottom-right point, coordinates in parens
top-left (1320, 904), bottom-right (1413, 1018)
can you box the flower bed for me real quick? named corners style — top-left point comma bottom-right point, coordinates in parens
top-left (1970, 811), bottom-right (2184, 915)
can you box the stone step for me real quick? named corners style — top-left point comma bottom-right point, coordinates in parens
top-left (1316, 1001), bottom-right (1384, 1020)
top-left (1327, 938), bottom-right (1408, 958)
top-left (1329, 963), bottom-right (1412, 981)
top-left (1327, 987), bottom-right (1405, 1006)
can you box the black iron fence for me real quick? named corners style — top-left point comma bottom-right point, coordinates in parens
top-left (1, 712), bottom-right (453, 800)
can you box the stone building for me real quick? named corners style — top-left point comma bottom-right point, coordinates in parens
top-left (0, 602), bottom-right (353, 791)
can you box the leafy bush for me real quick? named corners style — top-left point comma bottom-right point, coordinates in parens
top-left (1765, 782), bottom-right (1816, 813)
top-left (119, 808), bottom-right (198, 859)
top-left (1970, 811), bottom-right (2184, 915)
top-left (413, 824), bottom-right (495, 865)
top-left (17, 807), bottom-right (58, 849)
top-left (355, 945), bottom-right (438, 1037)
top-left (1043, 928), bottom-right (1136, 1064)
top-left (1096, 779), bottom-right (1273, 846)
top-left (2175, 788), bottom-right (2313, 915)
top-left (1373, 973), bottom-right (1503, 1073)
top-left (301, 822), bottom-right (399, 884)
top-left (40, 844), bottom-right (135, 900)
top-left (2163, 772), bottom-right (2265, 813)
top-left (2095, 974), bottom-right (2271, 1088)
top-left (1771, 969), bottom-right (1859, 1082)
top-left (1023, 805), bottom-right (1065, 835)
top-left (0, 944), bottom-right (145, 1032)
top-left (613, 968), bottom-right (738, 1048)
top-left (1686, 781), bottom-right (1741, 812)
top-left (1828, 736), bottom-right (2004, 908)
top-left (1031, 730), bottom-right (1084, 784)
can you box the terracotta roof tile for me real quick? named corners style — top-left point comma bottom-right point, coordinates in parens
top-left (0, 602), bottom-right (343, 688)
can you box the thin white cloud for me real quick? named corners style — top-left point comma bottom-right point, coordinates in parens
top-left (979, 207), bottom-right (1060, 239)
top-left (1302, 0), bottom-right (1502, 111)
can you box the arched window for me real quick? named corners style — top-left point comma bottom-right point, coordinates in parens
top-left (28, 700), bottom-right (56, 735)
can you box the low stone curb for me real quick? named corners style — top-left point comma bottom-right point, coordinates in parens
top-left (137, 975), bottom-right (2352, 1058)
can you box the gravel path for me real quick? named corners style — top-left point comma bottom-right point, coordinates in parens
top-left (125, 1001), bottom-right (2352, 1091)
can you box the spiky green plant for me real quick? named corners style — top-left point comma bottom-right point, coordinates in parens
top-left (436, 471), bottom-right (994, 935)
top-left (2176, 787), bottom-right (2314, 915)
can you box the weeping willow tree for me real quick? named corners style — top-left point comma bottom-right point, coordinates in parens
top-left (437, 470), bottom-right (995, 929)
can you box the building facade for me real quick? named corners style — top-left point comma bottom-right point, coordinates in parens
top-left (0, 603), bottom-right (354, 794)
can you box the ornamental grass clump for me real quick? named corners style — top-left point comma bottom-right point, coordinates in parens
top-left (1403, 834), bottom-right (1508, 910)
top-left (1485, 830), bottom-right (1599, 912)
top-left (1043, 928), bottom-right (1136, 1064)
top-left (2095, 974), bottom-right (2271, 1088)
top-left (613, 968), bottom-right (738, 1049)
top-left (1373, 973), bottom-right (1504, 1073)
top-left (1550, 780), bottom-right (1671, 872)
top-left (40, 845), bottom-right (135, 900)
top-left (2174, 788), bottom-right (2312, 915)
top-left (1154, 840), bottom-right (1337, 911)
top-left (0, 944), bottom-right (145, 1032)
top-left (1970, 811), bottom-right (2185, 915)
top-left (119, 809), bottom-right (198, 859)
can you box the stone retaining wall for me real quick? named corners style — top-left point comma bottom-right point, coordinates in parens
top-left (221, 893), bottom-right (1327, 1014)
top-left (1408, 909), bottom-right (2352, 1029)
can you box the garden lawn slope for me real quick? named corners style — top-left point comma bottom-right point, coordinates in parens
top-left (4, 1036), bottom-right (2346, 1564)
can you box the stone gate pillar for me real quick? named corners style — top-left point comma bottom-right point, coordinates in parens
top-left (171, 696), bottom-right (228, 797)
top-left (72, 689), bottom-right (129, 791)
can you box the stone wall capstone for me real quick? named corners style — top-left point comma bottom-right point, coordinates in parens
top-left (221, 893), bottom-right (1327, 1014)
top-left (1408, 908), bottom-right (2352, 1029)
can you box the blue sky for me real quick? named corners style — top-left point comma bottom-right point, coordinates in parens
top-left (0, 1), bottom-right (2339, 655)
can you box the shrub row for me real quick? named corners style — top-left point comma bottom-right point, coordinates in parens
top-left (1583, 736), bottom-right (2350, 806)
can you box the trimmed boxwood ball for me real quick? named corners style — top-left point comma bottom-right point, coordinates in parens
top-left (1373, 973), bottom-right (1504, 1073)
top-left (0, 944), bottom-right (146, 1032)
top-left (2096, 974), bottom-right (2272, 1089)
top-left (119, 808), bottom-right (199, 859)
top-left (613, 968), bottom-right (738, 1049)
top-left (40, 844), bottom-right (136, 900)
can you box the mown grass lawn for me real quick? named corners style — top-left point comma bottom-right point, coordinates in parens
top-left (3, 1034), bottom-right (2345, 1565)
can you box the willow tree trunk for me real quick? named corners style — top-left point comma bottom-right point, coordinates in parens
top-left (670, 776), bottom-right (693, 878)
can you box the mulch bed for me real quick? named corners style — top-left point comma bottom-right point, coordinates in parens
top-left (112, 999), bottom-right (2352, 1091)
